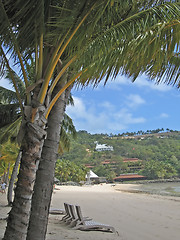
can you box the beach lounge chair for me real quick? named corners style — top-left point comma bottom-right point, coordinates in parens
top-left (74, 205), bottom-right (116, 233)
top-left (49, 208), bottom-right (65, 215)
top-left (68, 204), bottom-right (92, 227)
top-left (61, 203), bottom-right (72, 222)
top-left (68, 204), bottom-right (79, 226)
top-left (64, 204), bottom-right (76, 224)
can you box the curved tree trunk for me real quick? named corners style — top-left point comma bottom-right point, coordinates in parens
top-left (4, 163), bottom-right (10, 186)
top-left (27, 83), bottom-right (71, 240)
top-left (3, 104), bottom-right (47, 240)
top-left (7, 151), bottom-right (22, 206)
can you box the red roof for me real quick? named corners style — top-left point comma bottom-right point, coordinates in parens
top-left (101, 161), bottom-right (116, 164)
top-left (101, 161), bottom-right (110, 164)
top-left (114, 174), bottom-right (146, 180)
top-left (123, 158), bottom-right (141, 163)
top-left (85, 164), bottom-right (94, 168)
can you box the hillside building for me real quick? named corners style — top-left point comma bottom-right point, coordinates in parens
top-left (123, 158), bottom-right (143, 171)
top-left (95, 143), bottom-right (113, 152)
top-left (114, 174), bottom-right (146, 182)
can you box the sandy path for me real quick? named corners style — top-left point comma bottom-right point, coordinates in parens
top-left (1, 184), bottom-right (180, 240)
top-left (49, 184), bottom-right (180, 240)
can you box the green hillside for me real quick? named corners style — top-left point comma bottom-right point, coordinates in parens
top-left (59, 130), bottom-right (180, 180)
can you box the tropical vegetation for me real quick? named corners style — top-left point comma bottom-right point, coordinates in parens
top-left (61, 130), bottom-right (180, 179)
top-left (55, 159), bottom-right (87, 183)
top-left (0, 73), bottom-right (76, 206)
top-left (0, 141), bottom-right (18, 182)
top-left (0, 0), bottom-right (179, 239)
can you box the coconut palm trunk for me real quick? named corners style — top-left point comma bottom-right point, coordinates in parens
top-left (3, 104), bottom-right (47, 240)
top-left (4, 162), bottom-right (10, 185)
top-left (7, 151), bottom-right (22, 206)
top-left (26, 83), bottom-right (71, 240)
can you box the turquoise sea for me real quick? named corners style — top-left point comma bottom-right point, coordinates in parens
top-left (138, 182), bottom-right (180, 197)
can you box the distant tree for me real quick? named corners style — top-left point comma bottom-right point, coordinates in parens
top-left (141, 160), bottom-right (177, 179)
top-left (0, 141), bottom-right (19, 183)
top-left (169, 155), bottom-right (179, 166)
top-left (93, 165), bottom-right (110, 177)
top-left (55, 159), bottom-right (87, 182)
top-left (107, 171), bottom-right (116, 182)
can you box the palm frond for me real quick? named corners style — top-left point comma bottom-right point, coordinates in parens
top-left (0, 117), bottom-right (22, 143)
top-left (0, 1), bottom-right (29, 88)
top-left (0, 104), bottom-right (20, 128)
top-left (75, 2), bottom-right (180, 87)
top-left (67, 93), bottom-right (74, 106)
top-left (58, 113), bottom-right (77, 153)
top-left (59, 128), bottom-right (71, 153)
top-left (1, 0), bottom-right (180, 120)
top-left (0, 86), bottom-right (18, 104)
top-left (62, 113), bottom-right (77, 139)
top-left (5, 71), bottom-right (26, 99)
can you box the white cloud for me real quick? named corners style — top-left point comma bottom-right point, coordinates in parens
top-left (159, 113), bottom-right (169, 118)
top-left (114, 108), bottom-right (146, 125)
top-left (104, 74), bottom-right (172, 92)
top-left (125, 94), bottom-right (145, 108)
top-left (104, 75), bottom-right (129, 90)
top-left (66, 97), bottom-right (88, 117)
top-left (66, 96), bottom-right (146, 134)
top-left (133, 76), bottom-right (172, 92)
top-left (66, 97), bottom-right (110, 133)
top-left (0, 77), bottom-right (14, 90)
top-left (99, 101), bottom-right (115, 111)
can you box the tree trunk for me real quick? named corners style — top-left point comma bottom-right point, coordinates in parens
top-left (27, 84), bottom-right (71, 240)
top-left (7, 151), bottom-right (22, 206)
top-left (4, 162), bottom-right (10, 185)
top-left (3, 105), bottom-right (47, 240)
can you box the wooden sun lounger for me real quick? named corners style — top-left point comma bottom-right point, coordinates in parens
top-left (74, 205), bottom-right (116, 233)
top-left (61, 203), bottom-right (71, 222)
top-left (49, 208), bottom-right (65, 215)
top-left (64, 204), bottom-right (76, 224)
top-left (68, 204), bottom-right (79, 226)
top-left (68, 204), bottom-right (92, 227)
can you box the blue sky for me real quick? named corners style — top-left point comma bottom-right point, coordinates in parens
top-left (1, 74), bottom-right (179, 135)
top-left (66, 74), bottom-right (180, 134)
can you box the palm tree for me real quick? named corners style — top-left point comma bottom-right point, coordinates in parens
top-left (0, 1), bottom-right (179, 239)
top-left (0, 69), bottom-right (76, 212)
top-left (0, 84), bottom-right (76, 207)
top-left (27, 81), bottom-right (74, 240)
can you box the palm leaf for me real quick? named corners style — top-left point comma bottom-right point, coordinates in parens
top-left (0, 86), bottom-right (18, 104)
top-left (59, 113), bottom-right (77, 153)
top-left (0, 116), bottom-right (21, 141)
top-left (1, 0), bottom-right (180, 118)
top-left (75, 3), bottom-right (180, 87)
top-left (0, 104), bottom-right (20, 128)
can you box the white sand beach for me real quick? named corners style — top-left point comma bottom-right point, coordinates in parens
top-left (0, 183), bottom-right (180, 240)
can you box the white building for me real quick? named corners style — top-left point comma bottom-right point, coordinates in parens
top-left (85, 170), bottom-right (98, 180)
top-left (95, 143), bottom-right (113, 152)
top-left (85, 170), bottom-right (99, 184)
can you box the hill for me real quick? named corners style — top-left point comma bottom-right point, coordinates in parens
top-left (60, 130), bottom-right (180, 180)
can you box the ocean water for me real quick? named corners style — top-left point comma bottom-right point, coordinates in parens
top-left (138, 182), bottom-right (180, 197)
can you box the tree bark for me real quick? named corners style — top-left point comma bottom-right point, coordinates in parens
top-left (26, 84), bottom-right (71, 240)
top-left (4, 163), bottom-right (10, 185)
top-left (3, 104), bottom-right (47, 240)
top-left (7, 151), bottom-right (22, 206)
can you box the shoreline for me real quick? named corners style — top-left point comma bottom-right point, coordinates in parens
top-left (55, 182), bottom-right (180, 199)
top-left (0, 183), bottom-right (180, 240)
top-left (113, 183), bottom-right (180, 201)
top-left (124, 177), bottom-right (180, 184)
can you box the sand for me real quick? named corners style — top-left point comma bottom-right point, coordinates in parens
top-left (0, 183), bottom-right (180, 240)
